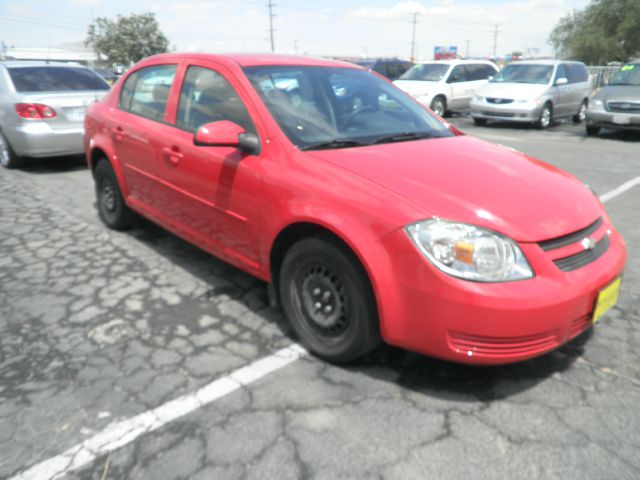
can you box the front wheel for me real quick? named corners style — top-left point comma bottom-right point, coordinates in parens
top-left (279, 236), bottom-right (380, 363)
top-left (0, 131), bottom-right (23, 169)
top-left (94, 159), bottom-right (135, 230)
top-left (536, 104), bottom-right (553, 129)
top-left (473, 118), bottom-right (488, 126)
top-left (586, 124), bottom-right (601, 136)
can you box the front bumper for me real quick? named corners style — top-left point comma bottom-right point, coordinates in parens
top-left (586, 109), bottom-right (640, 131)
top-left (375, 219), bottom-right (627, 365)
top-left (470, 100), bottom-right (542, 123)
top-left (4, 122), bottom-right (84, 158)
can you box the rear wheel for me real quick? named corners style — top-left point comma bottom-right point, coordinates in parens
top-left (573, 100), bottom-right (588, 123)
top-left (94, 159), bottom-right (135, 230)
top-left (473, 118), bottom-right (488, 126)
top-left (586, 124), bottom-right (601, 136)
top-left (0, 131), bottom-right (23, 169)
top-left (430, 96), bottom-right (446, 117)
top-left (279, 236), bottom-right (380, 363)
top-left (536, 103), bottom-right (553, 129)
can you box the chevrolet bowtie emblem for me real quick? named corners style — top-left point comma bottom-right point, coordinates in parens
top-left (581, 237), bottom-right (596, 251)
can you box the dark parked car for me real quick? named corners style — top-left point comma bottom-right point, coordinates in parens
top-left (353, 58), bottom-right (413, 81)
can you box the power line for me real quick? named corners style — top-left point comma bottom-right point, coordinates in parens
top-left (492, 24), bottom-right (500, 57)
top-left (410, 13), bottom-right (418, 62)
top-left (267, 0), bottom-right (276, 52)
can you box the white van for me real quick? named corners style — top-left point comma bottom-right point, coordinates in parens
top-left (393, 60), bottom-right (498, 116)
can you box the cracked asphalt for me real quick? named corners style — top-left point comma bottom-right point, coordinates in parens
top-left (1, 117), bottom-right (639, 480)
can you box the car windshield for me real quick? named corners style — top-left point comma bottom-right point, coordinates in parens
top-left (244, 66), bottom-right (454, 150)
top-left (492, 64), bottom-right (554, 84)
top-left (8, 66), bottom-right (110, 92)
top-left (609, 64), bottom-right (640, 86)
top-left (399, 63), bottom-right (449, 82)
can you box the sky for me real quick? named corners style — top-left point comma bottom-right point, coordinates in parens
top-left (0, 0), bottom-right (591, 59)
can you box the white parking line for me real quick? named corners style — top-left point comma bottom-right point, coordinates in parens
top-left (10, 344), bottom-right (307, 480)
top-left (599, 176), bottom-right (640, 204)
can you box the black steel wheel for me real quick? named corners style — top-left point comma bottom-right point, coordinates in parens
top-left (279, 236), bottom-right (380, 363)
top-left (586, 124), bottom-right (601, 136)
top-left (473, 118), bottom-right (488, 126)
top-left (94, 159), bottom-right (135, 230)
top-left (0, 131), bottom-right (23, 169)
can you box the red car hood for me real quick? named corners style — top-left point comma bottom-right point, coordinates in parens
top-left (307, 135), bottom-right (601, 242)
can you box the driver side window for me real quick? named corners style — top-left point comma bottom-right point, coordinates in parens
top-left (176, 66), bottom-right (254, 133)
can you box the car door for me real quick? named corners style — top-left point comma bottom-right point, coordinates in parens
top-left (446, 65), bottom-right (472, 110)
top-left (152, 62), bottom-right (264, 271)
top-left (112, 64), bottom-right (178, 214)
top-left (552, 63), bottom-right (572, 117)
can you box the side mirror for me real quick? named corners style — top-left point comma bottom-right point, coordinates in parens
top-left (194, 120), bottom-right (260, 154)
top-left (555, 77), bottom-right (568, 86)
top-left (488, 75), bottom-right (495, 82)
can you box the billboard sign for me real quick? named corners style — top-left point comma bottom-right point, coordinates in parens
top-left (434, 46), bottom-right (458, 60)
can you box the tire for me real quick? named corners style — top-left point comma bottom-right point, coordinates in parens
top-left (279, 236), bottom-right (381, 363)
top-left (573, 100), bottom-right (588, 123)
top-left (0, 130), bottom-right (23, 169)
top-left (94, 159), bottom-right (135, 230)
top-left (430, 96), bottom-right (447, 117)
top-left (473, 118), bottom-right (488, 126)
top-left (586, 124), bottom-right (601, 136)
top-left (536, 103), bottom-right (553, 129)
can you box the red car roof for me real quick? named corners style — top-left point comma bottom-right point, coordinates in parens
top-left (147, 52), bottom-right (359, 69)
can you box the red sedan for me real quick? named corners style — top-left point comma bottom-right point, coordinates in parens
top-left (84, 53), bottom-right (626, 365)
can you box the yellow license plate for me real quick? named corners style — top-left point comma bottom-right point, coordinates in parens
top-left (592, 277), bottom-right (622, 324)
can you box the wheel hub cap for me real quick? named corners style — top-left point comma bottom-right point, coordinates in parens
top-left (300, 265), bottom-right (347, 335)
top-left (102, 182), bottom-right (116, 212)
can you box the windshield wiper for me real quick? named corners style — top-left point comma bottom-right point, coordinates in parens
top-left (300, 139), bottom-right (367, 151)
top-left (371, 131), bottom-right (435, 145)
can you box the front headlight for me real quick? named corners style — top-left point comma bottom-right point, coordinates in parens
top-left (405, 219), bottom-right (534, 282)
top-left (591, 99), bottom-right (604, 109)
top-left (474, 95), bottom-right (484, 102)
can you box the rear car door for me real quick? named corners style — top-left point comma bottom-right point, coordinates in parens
top-left (152, 62), bottom-right (264, 271)
top-left (112, 64), bottom-right (178, 215)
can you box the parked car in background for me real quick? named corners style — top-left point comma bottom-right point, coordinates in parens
top-left (470, 60), bottom-right (591, 129)
top-left (393, 59), bottom-right (498, 116)
top-left (93, 68), bottom-right (119, 85)
top-left (353, 58), bottom-right (413, 81)
top-left (0, 61), bottom-right (110, 168)
top-left (84, 53), bottom-right (625, 366)
top-left (585, 62), bottom-right (640, 136)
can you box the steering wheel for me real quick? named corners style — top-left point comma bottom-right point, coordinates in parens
top-left (341, 105), bottom-right (375, 129)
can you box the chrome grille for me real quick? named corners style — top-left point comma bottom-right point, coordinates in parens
top-left (607, 101), bottom-right (640, 113)
top-left (486, 97), bottom-right (514, 105)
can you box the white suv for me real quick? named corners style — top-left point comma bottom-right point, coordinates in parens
top-left (393, 60), bottom-right (498, 116)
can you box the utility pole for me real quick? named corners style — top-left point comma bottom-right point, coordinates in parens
top-left (267, 0), bottom-right (276, 52)
top-left (410, 13), bottom-right (418, 62)
top-left (492, 24), bottom-right (500, 58)
top-left (465, 39), bottom-right (471, 58)
top-left (293, 39), bottom-right (298, 54)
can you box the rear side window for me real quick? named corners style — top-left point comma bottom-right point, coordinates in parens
top-left (465, 64), bottom-right (495, 81)
top-left (447, 65), bottom-right (467, 83)
top-left (7, 66), bottom-right (109, 92)
top-left (566, 63), bottom-right (588, 83)
top-left (119, 65), bottom-right (177, 121)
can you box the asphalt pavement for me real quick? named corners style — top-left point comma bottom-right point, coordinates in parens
top-left (1, 117), bottom-right (639, 480)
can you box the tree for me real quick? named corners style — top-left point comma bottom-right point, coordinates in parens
top-left (549, 0), bottom-right (640, 64)
top-left (85, 13), bottom-right (169, 66)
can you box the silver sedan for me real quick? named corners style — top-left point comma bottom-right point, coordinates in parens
top-left (0, 61), bottom-right (110, 168)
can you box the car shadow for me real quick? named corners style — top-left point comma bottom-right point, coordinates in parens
top-left (579, 128), bottom-right (640, 143)
top-left (101, 203), bottom-right (591, 402)
top-left (19, 154), bottom-right (87, 174)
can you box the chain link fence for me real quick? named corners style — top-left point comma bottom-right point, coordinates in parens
top-left (588, 66), bottom-right (620, 90)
